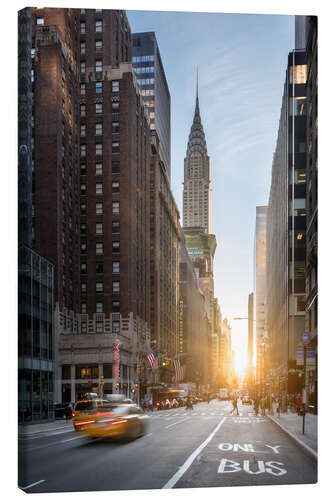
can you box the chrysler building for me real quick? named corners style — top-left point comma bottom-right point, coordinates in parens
top-left (183, 79), bottom-right (212, 233)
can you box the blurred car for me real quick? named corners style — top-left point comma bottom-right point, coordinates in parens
top-left (73, 395), bottom-right (134, 430)
top-left (74, 403), bottom-right (149, 440)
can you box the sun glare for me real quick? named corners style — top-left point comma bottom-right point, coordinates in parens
top-left (234, 349), bottom-right (248, 379)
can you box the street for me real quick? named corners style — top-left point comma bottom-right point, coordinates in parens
top-left (18, 400), bottom-right (317, 493)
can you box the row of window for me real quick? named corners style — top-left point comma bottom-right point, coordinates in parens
top-left (81, 241), bottom-right (120, 254)
top-left (134, 66), bottom-right (154, 75)
top-left (81, 281), bottom-right (120, 293)
top-left (80, 218), bottom-right (120, 236)
top-left (81, 199), bottom-right (120, 215)
top-left (132, 55), bottom-right (155, 63)
top-left (80, 163), bottom-right (120, 177)
top-left (137, 78), bottom-right (155, 85)
top-left (81, 314), bottom-right (120, 332)
top-left (80, 141), bottom-right (119, 156)
top-left (80, 80), bottom-right (119, 98)
top-left (80, 220), bottom-right (120, 234)
top-left (80, 121), bottom-right (119, 137)
top-left (80, 40), bottom-right (102, 54)
top-left (80, 101), bottom-right (119, 116)
top-left (81, 183), bottom-right (119, 196)
top-left (80, 21), bottom-right (103, 34)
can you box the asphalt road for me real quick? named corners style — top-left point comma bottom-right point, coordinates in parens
top-left (18, 400), bottom-right (317, 493)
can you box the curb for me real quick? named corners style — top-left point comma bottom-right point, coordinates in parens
top-left (267, 415), bottom-right (317, 463)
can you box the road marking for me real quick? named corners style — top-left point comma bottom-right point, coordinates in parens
top-left (162, 417), bottom-right (226, 489)
top-left (165, 417), bottom-right (191, 429)
top-left (60, 435), bottom-right (87, 443)
top-left (20, 479), bottom-right (45, 490)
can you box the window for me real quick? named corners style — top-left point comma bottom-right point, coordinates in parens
top-left (80, 104), bottom-right (86, 117)
top-left (80, 164), bottom-right (86, 176)
top-left (96, 183), bottom-right (103, 194)
top-left (95, 143), bottom-right (103, 155)
top-left (80, 144), bottom-right (86, 157)
top-left (81, 242), bottom-right (87, 254)
top-left (289, 97), bottom-right (307, 116)
top-left (80, 62), bottom-right (86, 74)
top-left (80, 203), bottom-right (86, 214)
top-left (112, 241), bottom-right (120, 253)
top-left (80, 22), bottom-right (86, 34)
top-left (96, 242), bottom-right (103, 255)
top-left (96, 202), bottom-right (103, 214)
top-left (95, 60), bottom-right (103, 72)
top-left (96, 321), bottom-right (103, 333)
top-left (96, 262), bottom-right (104, 274)
top-left (112, 101), bottom-right (120, 112)
top-left (95, 163), bottom-right (103, 175)
top-left (31, 69), bottom-right (34, 82)
top-left (96, 40), bottom-right (103, 51)
top-left (112, 142), bottom-right (120, 153)
top-left (80, 83), bottom-right (86, 95)
top-left (81, 282), bottom-right (87, 293)
top-left (81, 321), bottom-right (87, 333)
top-left (95, 20), bottom-right (102, 32)
top-left (112, 320), bottom-right (120, 333)
top-left (113, 281), bottom-right (120, 294)
top-left (112, 162), bottom-right (120, 174)
top-left (80, 124), bottom-right (86, 137)
top-left (112, 202), bottom-right (120, 214)
top-left (80, 223), bottom-right (87, 234)
top-left (80, 42), bottom-right (86, 54)
top-left (111, 80), bottom-right (120, 92)
top-left (80, 9), bottom-right (86, 14)
top-left (95, 103), bottom-right (102, 114)
top-left (112, 301), bottom-right (120, 313)
top-left (80, 184), bottom-right (86, 194)
top-left (112, 261), bottom-right (120, 274)
top-left (289, 64), bottom-right (307, 84)
top-left (112, 121), bottom-right (120, 134)
top-left (36, 17), bottom-right (44, 25)
top-left (96, 282), bottom-right (104, 293)
top-left (112, 181), bottom-right (120, 193)
top-left (96, 302), bottom-right (103, 313)
top-left (81, 263), bottom-right (87, 274)
top-left (96, 223), bottom-right (103, 234)
top-left (112, 222), bottom-right (120, 234)
top-left (95, 81), bottom-right (103, 94)
top-left (95, 123), bottom-right (103, 136)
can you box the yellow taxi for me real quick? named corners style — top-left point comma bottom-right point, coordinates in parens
top-left (72, 396), bottom-right (149, 439)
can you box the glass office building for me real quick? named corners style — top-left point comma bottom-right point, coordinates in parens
top-left (132, 32), bottom-right (171, 181)
top-left (18, 246), bottom-right (54, 422)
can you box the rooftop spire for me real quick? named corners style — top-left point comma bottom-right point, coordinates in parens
top-left (196, 66), bottom-right (199, 102)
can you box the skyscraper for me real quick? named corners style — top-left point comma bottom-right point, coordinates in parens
top-left (132, 32), bottom-right (171, 180)
top-left (183, 76), bottom-right (212, 234)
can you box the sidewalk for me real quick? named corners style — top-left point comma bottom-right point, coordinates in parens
top-left (268, 409), bottom-right (317, 462)
top-left (18, 418), bottom-right (74, 436)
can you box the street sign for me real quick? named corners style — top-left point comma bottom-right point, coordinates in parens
top-left (300, 332), bottom-right (311, 345)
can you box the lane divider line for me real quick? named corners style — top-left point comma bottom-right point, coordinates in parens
top-left (165, 417), bottom-right (191, 429)
top-left (20, 479), bottom-right (45, 490)
top-left (162, 417), bottom-right (226, 489)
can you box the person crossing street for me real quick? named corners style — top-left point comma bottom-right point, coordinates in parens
top-left (230, 395), bottom-right (239, 415)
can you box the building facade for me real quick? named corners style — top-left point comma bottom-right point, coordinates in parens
top-left (149, 131), bottom-right (181, 386)
top-left (304, 16), bottom-right (317, 409)
top-left (266, 44), bottom-right (308, 401)
top-left (132, 32), bottom-right (171, 181)
top-left (254, 206), bottom-right (268, 385)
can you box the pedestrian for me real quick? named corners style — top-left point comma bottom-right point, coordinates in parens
top-left (254, 396), bottom-right (259, 416)
top-left (65, 402), bottom-right (73, 421)
top-left (295, 393), bottom-right (302, 415)
top-left (230, 396), bottom-right (239, 415)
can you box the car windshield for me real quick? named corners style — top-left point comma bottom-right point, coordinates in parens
top-left (111, 405), bottom-right (131, 416)
top-left (75, 401), bottom-right (97, 411)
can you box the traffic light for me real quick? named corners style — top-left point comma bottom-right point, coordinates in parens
top-left (99, 375), bottom-right (104, 386)
top-left (162, 358), bottom-right (167, 367)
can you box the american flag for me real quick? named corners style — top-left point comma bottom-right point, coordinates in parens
top-left (173, 359), bottom-right (184, 381)
top-left (147, 350), bottom-right (158, 370)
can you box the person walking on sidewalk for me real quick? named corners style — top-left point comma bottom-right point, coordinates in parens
top-left (230, 396), bottom-right (239, 415)
top-left (295, 393), bottom-right (303, 415)
top-left (65, 403), bottom-right (73, 421)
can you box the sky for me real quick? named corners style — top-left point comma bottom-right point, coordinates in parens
top-left (127, 8), bottom-right (294, 354)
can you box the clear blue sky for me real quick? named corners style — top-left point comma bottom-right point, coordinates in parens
top-left (127, 8), bottom-right (294, 353)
